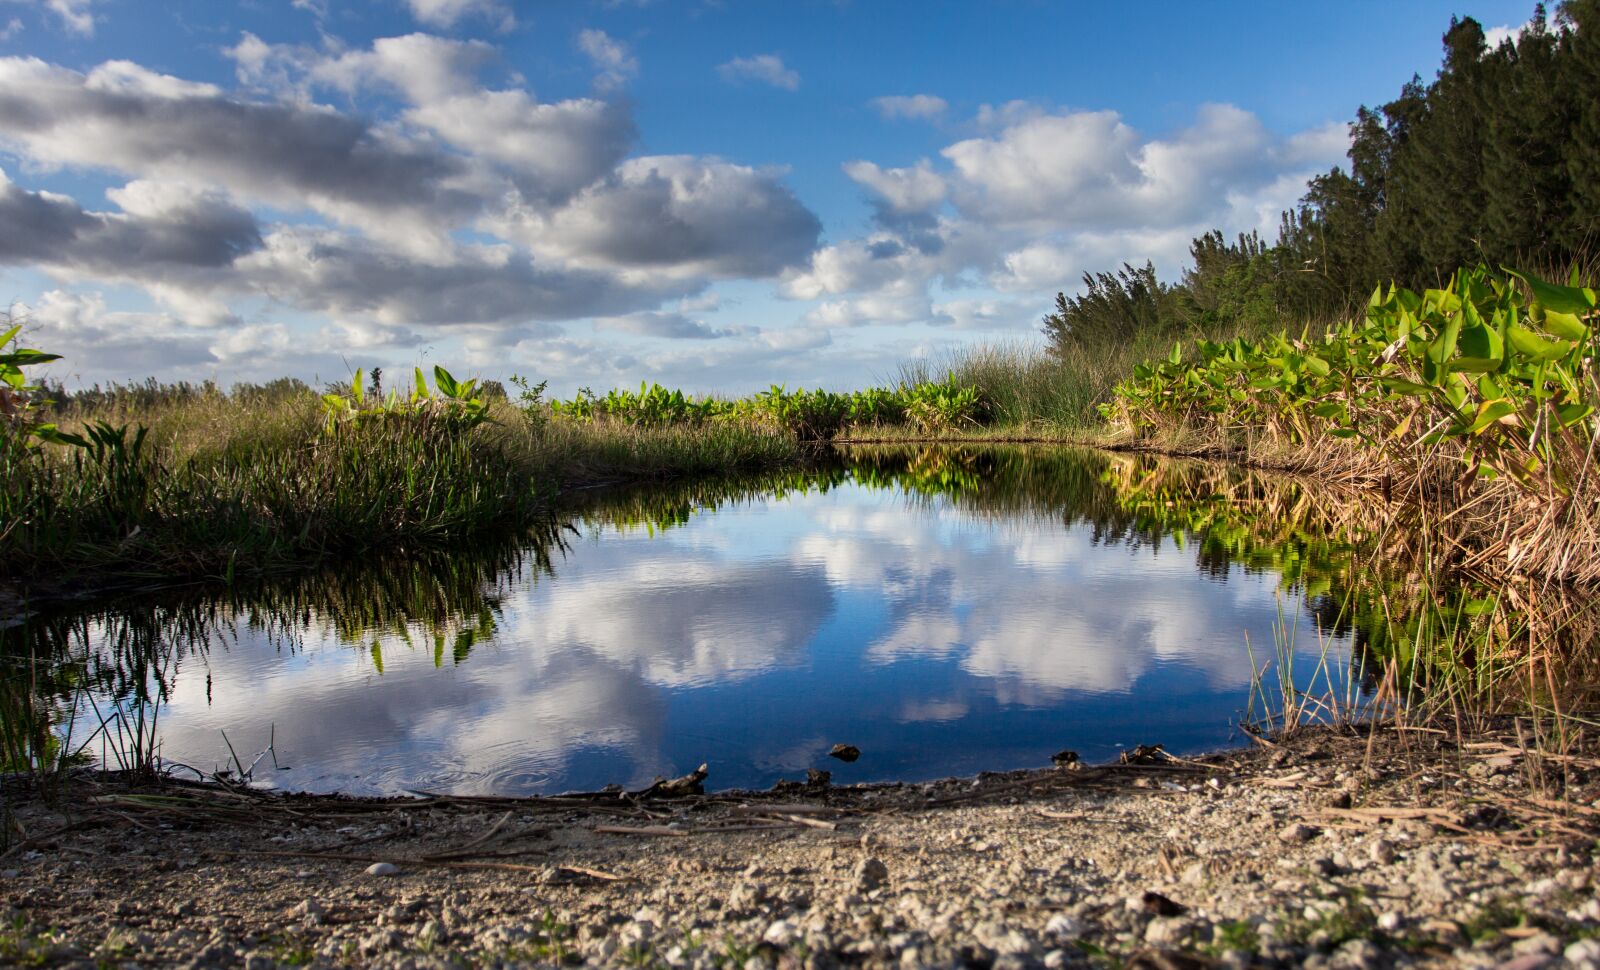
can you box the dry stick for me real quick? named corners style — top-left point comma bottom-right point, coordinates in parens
top-left (594, 825), bottom-right (689, 838)
top-left (419, 810), bottom-right (514, 861)
top-left (222, 848), bottom-right (622, 878)
top-left (765, 814), bottom-right (838, 831)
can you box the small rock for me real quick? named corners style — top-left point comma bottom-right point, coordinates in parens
top-left (763, 919), bottom-right (797, 947)
top-left (1044, 951), bottom-right (1070, 969)
top-left (416, 920), bottom-right (444, 946)
top-left (1512, 933), bottom-right (1561, 957)
top-left (1376, 912), bottom-right (1401, 933)
top-left (1044, 914), bottom-right (1082, 939)
top-left (828, 744), bottom-right (861, 763)
top-left (1145, 917), bottom-right (1192, 947)
top-left (854, 857), bottom-right (889, 892)
top-left (807, 769), bottom-right (832, 787)
top-left (1279, 822), bottom-right (1320, 844)
top-left (364, 862), bottom-right (400, 877)
top-left (1333, 938), bottom-right (1380, 970)
top-left (289, 899), bottom-right (325, 926)
top-left (1566, 939), bottom-right (1600, 968)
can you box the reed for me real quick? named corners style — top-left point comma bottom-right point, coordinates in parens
top-left (0, 367), bottom-right (801, 591)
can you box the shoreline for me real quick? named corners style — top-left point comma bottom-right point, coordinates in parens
top-left (4, 720), bottom-right (1598, 968)
top-left (0, 433), bottom-right (1336, 620)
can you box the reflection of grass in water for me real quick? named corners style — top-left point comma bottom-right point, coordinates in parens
top-left (5, 443), bottom-right (1595, 791)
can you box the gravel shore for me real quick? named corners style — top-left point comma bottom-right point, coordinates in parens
top-left (3, 725), bottom-right (1597, 969)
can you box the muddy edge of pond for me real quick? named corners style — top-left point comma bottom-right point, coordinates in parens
top-left (5, 723), bottom-right (1599, 969)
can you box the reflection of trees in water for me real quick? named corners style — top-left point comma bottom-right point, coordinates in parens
top-left (0, 515), bottom-right (575, 763)
top-left (7, 444), bottom-right (1587, 756)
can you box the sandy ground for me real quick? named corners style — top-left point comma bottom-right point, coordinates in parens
top-left (3, 725), bottom-right (1599, 969)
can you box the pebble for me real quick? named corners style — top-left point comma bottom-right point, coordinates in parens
top-left (1512, 932), bottom-right (1562, 957)
top-left (854, 857), bottom-right (889, 892)
top-left (1566, 939), bottom-right (1600, 968)
top-left (1279, 822), bottom-right (1320, 844)
top-left (363, 862), bottom-right (400, 877)
top-left (1369, 838), bottom-right (1396, 865)
top-left (1043, 914), bottom-right (1082, 939)
top-left (763, 919), bottom-right (797, 946)
top-left (289, 899), bottom-right (325, 926)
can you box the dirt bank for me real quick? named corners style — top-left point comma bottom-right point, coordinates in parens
top-left (3, 724), bottom-right (1598, 969)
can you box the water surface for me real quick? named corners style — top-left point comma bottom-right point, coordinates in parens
top-left (12, 446), bottom-right (1383, 795)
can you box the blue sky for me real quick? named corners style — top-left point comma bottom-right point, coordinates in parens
top-left (0, 0), bottom-right (1539, 393)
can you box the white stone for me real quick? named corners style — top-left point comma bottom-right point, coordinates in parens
top-left (763, 920), bottom-right (797, 947)
top-left (363, 862), bottom-right (399, 877)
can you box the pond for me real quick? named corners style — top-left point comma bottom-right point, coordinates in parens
top-left (8, 446), bottom-right (1393, 796)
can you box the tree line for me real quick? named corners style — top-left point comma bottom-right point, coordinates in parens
top-left (1045, 1), bottom-right (1599, 352)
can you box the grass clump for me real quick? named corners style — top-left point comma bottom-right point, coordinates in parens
top-left (1, 354), bottom-right (801, 592)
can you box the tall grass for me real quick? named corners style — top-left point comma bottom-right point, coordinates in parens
top-left (2, 384), bottom-right (800, 590)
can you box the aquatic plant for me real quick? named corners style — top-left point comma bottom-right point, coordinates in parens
top-left (544, 374), bottom-right (987, 439)
top-left (1104, 266), bottom-right (1600, 585)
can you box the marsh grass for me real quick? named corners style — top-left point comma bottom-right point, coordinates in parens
top-left (2, 386), bottom-right (800, 590)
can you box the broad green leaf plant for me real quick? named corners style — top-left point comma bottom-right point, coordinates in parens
top-left (1102, 267), bottom-right (1597, 493)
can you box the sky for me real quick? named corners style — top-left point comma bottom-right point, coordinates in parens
top-left (0, 0), bottom-right (1540, 395)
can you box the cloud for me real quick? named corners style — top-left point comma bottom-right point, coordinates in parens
top-left (787, 102), bottom-right (1349, 332)
top-left (509, 155), bottom-right (820, 281)
top-left (0, 40), bottom-right (827, 381)
top-left (225, 33), bottom-right (634, 206)
top-left (0, 56), bottom-right (480, 253)
top-left (930, 297), bottom-right (1035, 331)
top-left (595, 311), bottom-right (736, 340)
top-left (843, 160), bottom-right (946, 215)
top-left (1484, 21), bottom-right (1530, 49)
top-left (30, 0), bottom-right (94, 35)
top-left (0, 16), bottom-right (21, 40)
top-left (405, 0), bottom-right (514, 31)
top-left (870, 94), bottom-right (946, 121)
top-left (0, 170), bottom-right (261, 278)
top-left (717, 53), bottom-right (799, 91)
top-left (236, 229), bottom-right (677, 326)
top-left (578, 28), bottom-right (637, 89)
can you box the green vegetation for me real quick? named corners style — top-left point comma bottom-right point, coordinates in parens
top-left (1104, 268), bottom-right (1595, 481)
top-left (1044, 3), bottom-right (1600, 358)
top-left (0, 329), bottom-right (800, 589)
top-left (1102, 266), bottom-right (1599, 588)
top-left (547, 374), bottom-right (985, 438)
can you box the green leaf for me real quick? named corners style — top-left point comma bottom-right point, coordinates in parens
top-left (1555, 402), bottom-right (1595, 428)
top-left (1426, 312), bottom-right (1461, 375)
top-left (1380, 378), bottom-right (1433, 397)
top-left (1466, 399), bottom-right (1516, 434)
top-left (0, 349), bottom-right (63, 366)
top-left (1507, 326), bottom-right (1571, 362)
top-left (434, 365), bottom-right (458, 398)
top-left (1456, 322), bottom-right (1502, 363)
top-left (1542, 310), bottom-right (1590, 341)
top-left (1168, 341), bottom-right (1183, 366)
top-left (1503, 267), bottom-right (1597, 314)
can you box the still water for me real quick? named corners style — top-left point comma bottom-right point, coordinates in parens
top-left (20, 446), bottom-right (1377, 795)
